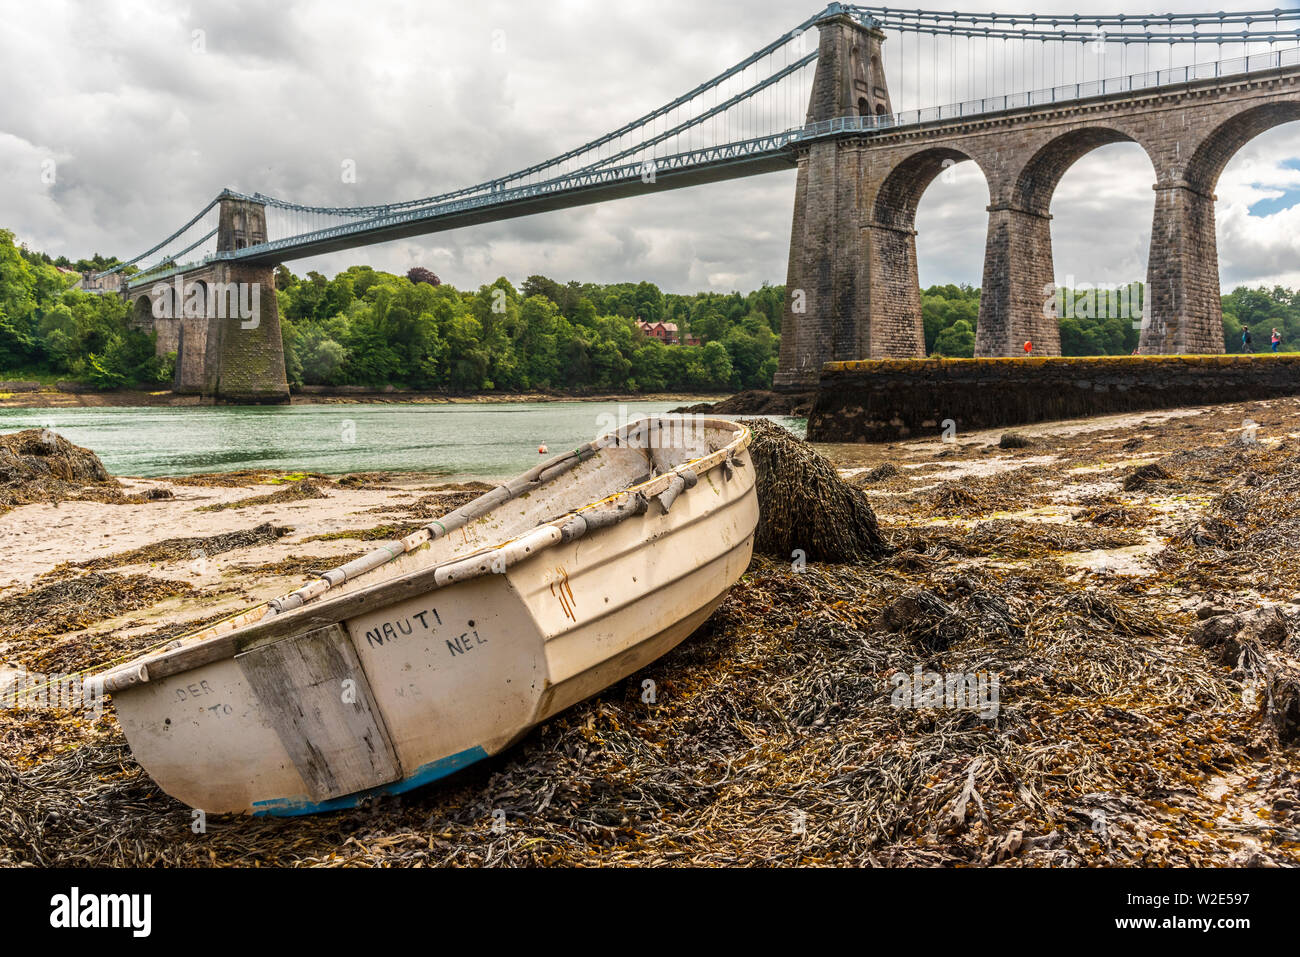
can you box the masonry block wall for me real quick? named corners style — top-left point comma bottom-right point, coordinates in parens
top-left (127, 194), bottom-right (289, 403)
top-left (206, 262), bottom-right (288, 403)
top-left (175, 316), bottom-right (210, 393)
top-left (775, 12), bottom-right (891, 390)
top-left (807, 354), bottom-right (1300, 442)
top-left (976, 206), bottom-right (1060, 357)
top-left (775, 33), bottom-right (1300, 391)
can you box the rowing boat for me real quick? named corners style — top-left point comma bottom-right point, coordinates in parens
top-left (98, 416), bottom-right (757, 815)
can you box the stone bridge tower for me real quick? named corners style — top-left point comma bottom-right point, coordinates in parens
top-left (774, 9), bottom-right (894, 391)
top-left (131, 191), bottom-right (289, 403)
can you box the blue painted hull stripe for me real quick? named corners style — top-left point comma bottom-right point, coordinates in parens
top-left (250, 745), bottom-right (489, 817)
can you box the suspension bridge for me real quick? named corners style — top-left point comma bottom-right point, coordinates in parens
top-left (92, 4), bottom-right (1300, 401)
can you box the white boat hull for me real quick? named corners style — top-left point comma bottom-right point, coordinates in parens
top-left (106, 418), bottom-right (757, 815)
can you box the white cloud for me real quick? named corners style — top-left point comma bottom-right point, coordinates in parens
top-left (1, 0), bottom-right (1298, 295)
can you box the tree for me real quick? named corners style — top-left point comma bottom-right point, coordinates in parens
top-left (297, 327), bottom-right (348, 384)
top-left (933, 319), bottom-right (976, 357)
top-left (407, 266), bottom-right (441, 287)
top-left (697, 341), bottom-right (734, 389)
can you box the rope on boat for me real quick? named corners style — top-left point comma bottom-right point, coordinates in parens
top-left (657, 469), bottom-right (698, 513)
top-left (261, 434), bottom-right (615, 617)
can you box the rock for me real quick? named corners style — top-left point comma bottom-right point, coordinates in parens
top-left (744, 418), bottom-right (891, 564)
top-left (1195, 604), bottom-right (1234, 620)
top-left (999, 432), bottom-right (1034, 449)
top-left (672, 390), bottom-right (815, 417)
top-left (1192, 606), bottom-right (1290, 664)
top-left (1122, 462), bottom-right (1172, 491)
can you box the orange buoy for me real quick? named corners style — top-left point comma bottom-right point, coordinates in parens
top-left (538, 443), bottom-right (548, 454)
top-left (1023, 340), bottom-right (1033, 353)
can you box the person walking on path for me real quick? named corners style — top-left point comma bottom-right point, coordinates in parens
top-left (1272, 328), bottom-right (1282, 352)
top-left (1242, 325), bottom-right (1253, 352)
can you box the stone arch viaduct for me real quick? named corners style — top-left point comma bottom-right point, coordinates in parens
top-left (773, 11), bottom-right (1300, 389)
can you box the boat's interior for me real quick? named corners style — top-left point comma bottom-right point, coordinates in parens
top-left (122, 418), bottom-right (745, 659)
top-left (321, 416), bottom-right (743, 598)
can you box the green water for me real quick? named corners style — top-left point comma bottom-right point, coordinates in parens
top-left (0, 402), bottom-right (804, 481)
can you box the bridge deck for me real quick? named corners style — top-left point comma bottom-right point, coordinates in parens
top-left (123, 45), bottom-right (1300, 289)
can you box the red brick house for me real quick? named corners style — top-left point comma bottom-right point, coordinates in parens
top-left (637, 320), bottom-right (700, 346)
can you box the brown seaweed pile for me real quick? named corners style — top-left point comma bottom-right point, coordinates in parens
top-left (854, 462), bottom-right (903, 485)
top-left (745, 418), bottom-right (891, 564)
top-left (57, 523), bottom-right (292, 573)
top-left (1153, 440), bottom-right (1300, 600)
top-left (196, 480), bottom-right (328, 512)
top-left (1071, 498), bottom-right (1158, 528)
top-left (919, 467), bottom-right (1055, 518)
top-left (0, 573), bottom-right (191, 640)
top-left (0, 430), bottom-right (121, 511)
top-left (1, 556), bottom-right (1295, 867)
top-left (1193, 605), bottom-right (1300, 745)
top-left (920, 519), bottom-right (1146, 561)
top-left (168, 470), bottom-right (332, 488)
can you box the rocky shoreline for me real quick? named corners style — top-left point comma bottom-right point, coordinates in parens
top-left (2, 396), bottom-right (1300, 866)
top-left (671, 388), bottom-right (815, 417)
top-left (0, 386), bottom-right (729, 409)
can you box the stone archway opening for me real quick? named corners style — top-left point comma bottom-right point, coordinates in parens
top-left (1191, 104), bottom-right (1300, 353)
top-left (1045, 138), bottom-right (1156, 356)
top-left (132, 294), bottom-right (153, 327)
top-left (869, 147), bottom-right (989, 357)
top-left (977, 126), bottom-right (1152, 358)
top-left (185, 279), bottom-right (210, 318)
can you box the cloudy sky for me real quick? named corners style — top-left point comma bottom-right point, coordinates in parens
top-left (2, 0), bottom-right (1299, 294)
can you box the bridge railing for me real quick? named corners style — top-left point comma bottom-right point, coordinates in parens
top-left (794, 45), bottom-right (1300, 140)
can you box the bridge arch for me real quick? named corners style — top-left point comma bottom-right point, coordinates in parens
top-left (977, 125), bottom-right (1155, 358)
top-left (1010, 127), bottom-right (1145, 216)
top-left (1183, 102), bottom-right (1300, 195)
top-left (872, 147), bottom-right (980, 230)
top-left (866, 146), bottom-right (990, 357)
top-left (131, 293), bottom-right (153, 326)
top-left (1136, 101), bottom-right (1300, 355)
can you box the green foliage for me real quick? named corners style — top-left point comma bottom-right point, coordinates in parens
top-left (0, 228), bottom-right (161, 388)
top-left (932, 318), bottom-right (976, 357)
top-left (1222, 285), bottom-right (1299, 352)
top-left (922, 282), bottom-right (1150, 357)
top-left (271, 269), bottom-right (784, 393)
top-left (921, 284), bottom-right (979, 354)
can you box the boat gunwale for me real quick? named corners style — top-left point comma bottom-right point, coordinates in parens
top-left (98, 416), bottom-right (753, 691)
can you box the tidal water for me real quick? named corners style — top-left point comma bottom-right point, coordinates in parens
top-left (0, 402), bottom-right (804, 481)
